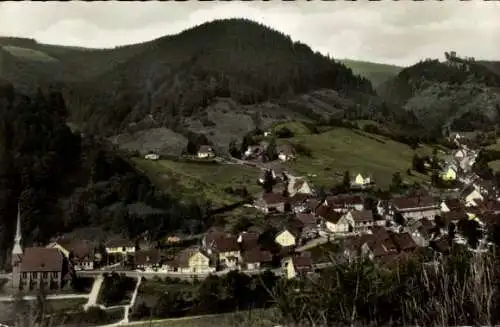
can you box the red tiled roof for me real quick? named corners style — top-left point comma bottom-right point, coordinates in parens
top-left (238, 232), bottom-right (260, 252)
top-left (392, 196), bottom-right (439, 211)
top-left (295, 213), bottom-right (316, 226)
top-left (243, 250), bottom-right (272, 264)
top-left (288, 193), bottom-right (309, 205)
top-left (212, 235), bottom-right (240, 253)
top-left (390, 232), bottom-right (418, 252)
top-left (198, 145), bottom-right (213, 153)
top-left (262, 192), bottom-right (285, 205)
top-left (292, 255), bottom-right (313, 268)
top-left (327, 195), bottom-right (363, 207)
top-left (350, 210), bottom-right (374, 223)
top-left (20, 247), bottom-right (64, 272)
top-left (135, 249), bottom-right (162, 266)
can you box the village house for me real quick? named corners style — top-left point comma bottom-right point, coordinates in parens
top-left (242, 250), bottom-right (273, 270)
top-left (277, 144), bottom-right (296, 162)
top-left (174, 246), bottom-right (214, 274)
top-left (237, 230), bottom-right (261, 252)
top-left (351, 173), bottom-right (373, 189)
top-left (473, 180), bottom-right (498, 198)
top-left (282, 254), bottom-right (313, 279)
top-left (105, 239), bottom-right (136, 258)
top-left (12, 206), bottom-right (65, 291)
top-left (203, 232), bottom-right (241, 269)
top-left (243, 144), bottom-right (266, 160)
top-left (360, 237), bottom-right (398, 261)
top-left (391, 232), bottom-right (419, 253)
top-left (197, 145), bottom-right (215, 159)
top-left (461, 185), bottom-right (484, 207)
top-left (441, 162), bottom-right (458, 181)
top-left (46, 239), bottom-right (96, 271)
top-left (134, 249), bottom-right (167, 272)
top-left (323, 211), bottom-right (350, 234)
top-left (324, 195), bottom-right (364, 213)
top-left (287, 178), bottom-right (312, 197)
top-left (144, 153), bottom-right (160, 161)
top-left (440, 198), bottom-right (463, 213)
top-left (275, 227), bottom-right (300, 248)
top-left (288, 193), bottom-right (310, 213)
top-left (389, 196), bottom-right (440, 221)
top-left (409, 218), bottom-right (435, 247)
top-left (344, 210), bottom-right (377, 232)
top-left (254, 192), bottom-right (285, 213)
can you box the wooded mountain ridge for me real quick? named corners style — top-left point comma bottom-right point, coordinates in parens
top-left (1, 19), bottom-right (499, 148)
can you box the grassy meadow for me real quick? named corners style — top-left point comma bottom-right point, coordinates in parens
top-left (279, 126), bottom-right (435, 188)
top-left (131, 158), bottom-right (262, 207)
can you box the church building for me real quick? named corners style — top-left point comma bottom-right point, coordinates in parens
top-left (12, 203), bottom-right (65, 291)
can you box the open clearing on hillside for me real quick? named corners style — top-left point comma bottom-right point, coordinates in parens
top-left (281, 127), bottom-right (434, 188)
top-left (488, 160), bottom-right (500, 171)
top-left (2, 45), bottom-right (59, 62)
top-left (128, 308), bottom-right (278, 327)
top-left (131, 158), bottom-right (262, 207)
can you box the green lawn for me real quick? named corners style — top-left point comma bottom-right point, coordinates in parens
top-left (281, 127), bottom-right (434, 188)
top-left (489, 160), bottom-right (500, 171)
top-left (131, 158), bottom-right (262, 207)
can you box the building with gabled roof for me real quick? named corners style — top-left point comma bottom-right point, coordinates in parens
top-left (12, 202), bottom-right (65, 291)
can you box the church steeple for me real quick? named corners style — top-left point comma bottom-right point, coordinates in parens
top-left (12, 201), bottom-right (23, 255)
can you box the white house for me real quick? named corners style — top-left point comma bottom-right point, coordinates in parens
top-left (454, 149), bottom-right (467, 160)
top-left (287, 178), bottom-right (312, 197)
top-left (352, 173), bottom-right (372, 186)
top-left (145, 153), bottom-right (160, 161)
top-left (324, 213), bottom-right (350, 234)
top-left (462, 186), bottom-right (484, 207)
top-left (197, 145), bottom-right (215, 159)
top-left (275, 229), bottom-right (298, 247)
top-left (277, 144), bottom-right (295, 162)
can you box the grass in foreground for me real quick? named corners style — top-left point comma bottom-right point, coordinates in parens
top-left (131, 158), bottom-right (262, 207)
top-left (281, 127), bottom-right (434, 188)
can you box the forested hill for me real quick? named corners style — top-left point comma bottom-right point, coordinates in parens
top-left (0, 83), bottom-right (206, 268)
top-left (377, 54), bottom-right (500, 135)
top-left (63, 18), bottom-right (377, 136)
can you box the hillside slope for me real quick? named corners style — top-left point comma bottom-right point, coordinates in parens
top-left (339, 59), bottom-right (403, 87)
top-left (378, 55), bottom-right (500, 134)
top-left (62, 19), bottom-right (381, 140)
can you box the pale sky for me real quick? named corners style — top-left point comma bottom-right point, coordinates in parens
top-left (0, 1), bottom-right (499, 66)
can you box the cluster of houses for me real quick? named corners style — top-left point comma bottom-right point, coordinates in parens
top-left (9, 131), bottom-right (500, 290)
top-left (440, 135), bottom-right (478, 182)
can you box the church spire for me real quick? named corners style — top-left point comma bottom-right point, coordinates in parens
top-left (12, 201), bottom-right (23, 255)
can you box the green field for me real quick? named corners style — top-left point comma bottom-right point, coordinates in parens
top-left (128, 308), bottom-right (278, 327)
top-left (281, 127), bottom-right (434, 188)
top-left (131, 158), bottom-right (262, 207)
top-left (2, 45), bottom-right (59, 62)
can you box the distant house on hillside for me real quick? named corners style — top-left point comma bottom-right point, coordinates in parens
top-left (277, 144), bottom-right (295, 162)
top-left (441, 163), bottom-right (458, 181)
top-left (197, 145), bottom-right (215, 159)
top-left (351, 173), bottom-right (373, 189)
top-left (145, 153), bottom-right (160, 161)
